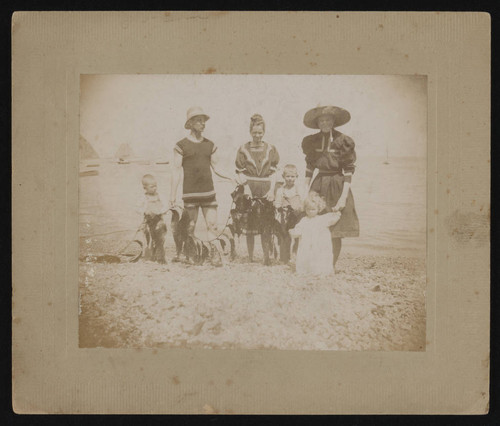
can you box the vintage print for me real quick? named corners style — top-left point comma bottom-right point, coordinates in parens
top-left (79, 74), bottom-right (427, 351)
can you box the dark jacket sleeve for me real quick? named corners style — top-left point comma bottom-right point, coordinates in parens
top-left (340, 135), bottom-right (356, 181)
top-left (301, 136), bottom-right (317, 178)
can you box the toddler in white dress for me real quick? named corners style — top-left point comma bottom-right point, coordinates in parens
top-left (289, 192), bottom-right (341, 275)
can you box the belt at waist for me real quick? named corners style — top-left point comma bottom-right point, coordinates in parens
top-left (317, 170), bottom-right (342, 176)
top-left (245, 175), bottom-right (271, 182)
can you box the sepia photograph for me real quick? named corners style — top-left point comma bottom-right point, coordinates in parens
top-left (13, 11), bottom-right (489, 414)
top-left (78, 74), bottom-right (427, 351)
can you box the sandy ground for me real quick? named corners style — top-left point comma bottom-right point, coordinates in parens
top-left (79, 240), bottom-right (426, 351)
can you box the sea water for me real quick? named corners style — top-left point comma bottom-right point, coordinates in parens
top-left (79, 156), bottom-right (426, 257)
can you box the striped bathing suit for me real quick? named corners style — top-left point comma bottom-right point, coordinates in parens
top-left (174, 136), bottom-right (218, 208)
top-left (235, 141), bottom-right (280, 198)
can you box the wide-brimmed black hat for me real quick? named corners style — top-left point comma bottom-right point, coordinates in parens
top-left (303, 105), bottom-right (351, 129)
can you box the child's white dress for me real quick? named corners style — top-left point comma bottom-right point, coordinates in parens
top-left (290, 212), bottom-right (341, 275)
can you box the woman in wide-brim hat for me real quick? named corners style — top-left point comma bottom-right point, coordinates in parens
top-left (301, 105), bottom-right (360, 269)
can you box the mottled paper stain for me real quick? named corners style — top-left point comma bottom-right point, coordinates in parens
top-left (204, 67), bottom-right (217, 74)
top-left (172, 375), bottom-right (180, 385)
top-left (446, 210), bottom-right (489, 245)
top-left (225, 379), bottom-right (233, 386)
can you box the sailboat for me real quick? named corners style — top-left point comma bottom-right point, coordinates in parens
top-left (383, 146), bottom-right (390, 165)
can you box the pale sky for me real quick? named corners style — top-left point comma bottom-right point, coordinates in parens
top-left (80, 74), bottom-right (427, 170)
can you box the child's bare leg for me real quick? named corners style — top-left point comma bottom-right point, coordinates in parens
top-left (261, 232), bottom-right (272, 266)
top-left (280, 233), bottom-right (291, 263)
top-left (332, 237), bottom-right (342, 268)
top-left (246, 235), bottom-right (255, 262)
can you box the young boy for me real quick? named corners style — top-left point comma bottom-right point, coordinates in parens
top-left (138, 174), bottom-right (168, 263)
top-left (274, 164), bottom-right (303, 263)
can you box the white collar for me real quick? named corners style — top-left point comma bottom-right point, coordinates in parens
top-left (187, 134), bottom-right (204, 143)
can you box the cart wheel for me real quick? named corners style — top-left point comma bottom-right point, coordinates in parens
top-left (119, 239), bottom-right (143, 263)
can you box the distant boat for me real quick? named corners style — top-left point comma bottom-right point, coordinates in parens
top-left (383, 146), bottom-right (390, 165)
top-left (79, 169), bottom-right (99, 177)
top-left (86, 164), bottom-right (100, 168)
top-left (117, 158), bottom-right (150, 165)
top-left (155, 161), bottom-right (170, 165)
top-left (115, 143), bottom-right (134, 159)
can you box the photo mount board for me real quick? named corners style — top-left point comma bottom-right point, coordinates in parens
top-left (12, 11), bottom-right (490, 414)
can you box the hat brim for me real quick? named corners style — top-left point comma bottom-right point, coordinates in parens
top-left (303, 106), bottom-right (351, 129)
top-left (184, 114), bottom-right (210, 129)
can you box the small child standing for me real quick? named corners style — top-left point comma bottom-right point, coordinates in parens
top-left (138, 174), bottom-right (168, 263)
top-left (274, 164), bottom-right (302, 212)
top-left (289, 192), bottom-right (341, 275)
top-left (275, 164), bottom-right (302, 263)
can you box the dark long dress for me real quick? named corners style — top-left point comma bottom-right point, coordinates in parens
top-left (302, 130), bottom-right (360, 238)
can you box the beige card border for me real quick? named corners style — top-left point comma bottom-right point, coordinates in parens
top-left (12, 11), bottom-right (490, 414)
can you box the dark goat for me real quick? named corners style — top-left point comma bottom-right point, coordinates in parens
top-left (170, 207), bottom-right (232, 266)
top-left (229, 185), bottom-right (280, 265)
top-left (142, 213), bottom-right (168, 263)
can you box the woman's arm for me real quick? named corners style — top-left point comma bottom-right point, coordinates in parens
top-left (332, 178), bottom-right (351, 212)
top-left (211, 148), bottom-right (236, 184)
top-left (170, 150), bottom-right (183, 206)
top-left (274, 186), bottom-right (283, 208)
top-left (265, 171), bottom-right (277, 202)
top-left (324, 211), bottom-right (342, 227)
top-left (334, 136), bottom-right (356, 211)
top-left (265, 146), bottom-right (280, 201)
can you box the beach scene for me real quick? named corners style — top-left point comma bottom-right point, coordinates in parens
top-left (79, 74), bottom-right (427, 350)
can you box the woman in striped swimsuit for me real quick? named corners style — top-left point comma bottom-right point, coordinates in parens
top-left (170, 107), bottom-right (232, 257)
top-left (235, 114), bottom-right (280, 263)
